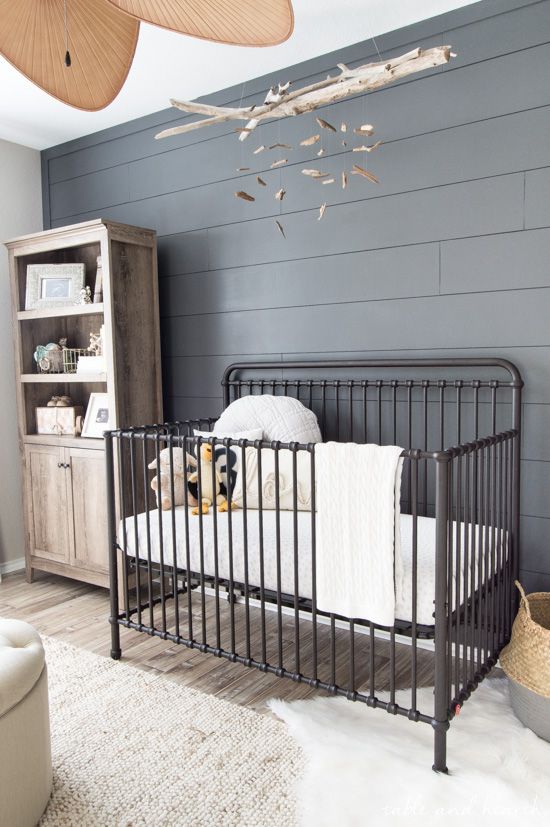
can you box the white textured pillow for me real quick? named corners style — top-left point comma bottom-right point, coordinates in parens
top-left (215, 395), bottom-right (321, 444)
top-left (233, 447), bottom-right (313, 512)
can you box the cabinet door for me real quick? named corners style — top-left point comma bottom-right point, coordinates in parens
top-left (25, 444), bottom-right (70, 563)
top-left (66, 447), bottom-right (108, 573)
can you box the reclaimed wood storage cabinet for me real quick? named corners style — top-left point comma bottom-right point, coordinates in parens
top-left (6, 220), bottom-right (163, 586)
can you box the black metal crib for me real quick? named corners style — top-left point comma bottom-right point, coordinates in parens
top-left (105, 358), bottom-right (522, 772)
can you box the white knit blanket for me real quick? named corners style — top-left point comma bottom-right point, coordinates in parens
top-left (314, 443), bottom-right (404, 626)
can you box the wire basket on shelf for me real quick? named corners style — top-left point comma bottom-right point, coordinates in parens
top-left (62, 347), bottom-right (88, 374)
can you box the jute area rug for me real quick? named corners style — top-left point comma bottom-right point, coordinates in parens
top-left (40, 637), bottom-right (301, 826)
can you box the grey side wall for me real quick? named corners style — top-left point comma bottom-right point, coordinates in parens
top-left (42, 0), bottom-right (550, 590)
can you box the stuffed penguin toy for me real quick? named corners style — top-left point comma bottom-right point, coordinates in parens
top-left (188, 443), bottom-right (237, 515)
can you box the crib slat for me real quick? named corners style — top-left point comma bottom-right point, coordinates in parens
top-left (211, 441), bottom-right (221, 651)
top-left (130, 434), bottom-right (141, 627)
top-left (292, 445), bottom-right (300, 677)
top-left (182, 436), bottom-right (194, 643)
top-left (241, 443), bottom-right (251, 661)
top-left (257, 444), bottom-right (267, 665)
top-left (274, 446), bottom-right (283, 671)
top-left (310, 448), bottom-right (318, 683)
top-left (196, 437), bottom-right (207, 646)
top-left (142, 436), bottom-right (154, 630)
top-left (168, 433), bottom-right (179, 640)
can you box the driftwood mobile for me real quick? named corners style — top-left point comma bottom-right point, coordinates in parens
top-left (156, 45), bottom-right (454, 232)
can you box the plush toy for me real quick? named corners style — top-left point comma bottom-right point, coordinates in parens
top-left (148, 447), bottom-right (198, 510)
top-left (188, 443), bottom-right (237, 515)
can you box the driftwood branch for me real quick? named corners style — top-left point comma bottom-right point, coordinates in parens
top-left (156, 45), bottom-right (453, 141)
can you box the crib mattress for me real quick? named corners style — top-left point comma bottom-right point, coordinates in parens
top-left (121, 509), bottom-right (503, 627)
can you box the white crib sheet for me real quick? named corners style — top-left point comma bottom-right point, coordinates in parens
top-left (121, 509), bottom-right (505, 627)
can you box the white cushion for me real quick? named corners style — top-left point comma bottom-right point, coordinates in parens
top-left (0, 619), bottom-right (45, 718)
top-left (233, 447), bottom-right (313, 511)
top-left (215, 395), bottom-right (322, 444)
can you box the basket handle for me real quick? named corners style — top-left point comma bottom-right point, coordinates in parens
top-left (515, 580), bottom-right (531, 619)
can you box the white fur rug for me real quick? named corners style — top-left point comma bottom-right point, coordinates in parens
top-left (270, 681), bottom-right (550, 826)
top-left (40, 637), bottom-right (301, 826)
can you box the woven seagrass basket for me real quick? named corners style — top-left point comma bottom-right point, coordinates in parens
top-left (500, 581), bottom-right (550, 742)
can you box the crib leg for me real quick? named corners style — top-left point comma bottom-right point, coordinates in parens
top-left (110, 622), bottom-right (121, 661)
top-left (432, 722), bottom-right (449, 773)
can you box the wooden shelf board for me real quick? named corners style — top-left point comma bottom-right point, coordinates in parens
top-left (18, 303), bottom-right (104, 321)
top-left (24, 434), bottom-right (105, 450)
top-left (21, 373), bottom-right (107, 383)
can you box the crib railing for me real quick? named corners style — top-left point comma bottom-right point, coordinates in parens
top-left (106, 420), bottom-right (519, 772)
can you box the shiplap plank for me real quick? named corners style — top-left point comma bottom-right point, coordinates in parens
top-left (441, 228), bottom-right (550, 293)
top-left (159, 244), bottom-right (439, 316)
top-left (162, 288), bottom-right (549, 358)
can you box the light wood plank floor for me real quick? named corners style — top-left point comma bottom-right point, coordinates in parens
top-left (0, 571), bottom-right (436, 714)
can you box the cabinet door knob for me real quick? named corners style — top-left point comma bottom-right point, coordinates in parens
top-left (57, 462), bottom-right (63, 468)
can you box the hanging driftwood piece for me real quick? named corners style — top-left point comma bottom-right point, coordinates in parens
top-left (302, 169), bottom-right (330, 178)
top-left (275, 188), bottom-right (286, 201)
top-left (352, 164), bottom-right (379, 183)
top-left (235, 190), bottom-right (255, 201)
top-left (257, 176), bottom-right (267, 186)
top-left (253, 145), bottom-right (266, 154)
top-left (237, 167), bottom-right (250, 171)
top-left (341, 171), bottom-right (347, 189)
top-left (265, 82), bottom-right (291, 104)
top-left (235, 127), bottom-right (253, 135)
top-left (340, 122), bottom-right (347, 132)
top-left (270, 158), bottom-right (288, 168)
top-left (353, 141), bottom-right (383, 152)
top-left (353, 124), bottom-right (374, 136)
top-left (318, 203), bottom-right (327, 220)
top-left (156, 46), bottom-right (453, 141)
top-left (275, 220), bottom-right (286, 238)
top-left (316, 116), bottom-right (336, 132)
top-left (300, 134), bottom-right (320, 146)
top-left (269, 142), bottom-right (292, 150)
top-left (322, 178), bottom-right (335, 185)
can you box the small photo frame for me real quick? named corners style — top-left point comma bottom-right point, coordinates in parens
top-left (25, 263), bottom-right (86, 310)
top-left (82, 393), bottom-right (114, 439)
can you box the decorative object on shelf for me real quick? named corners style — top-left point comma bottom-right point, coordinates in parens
top-left (93, 256), bottom-right (103, 303)
top-left (77, 285), bottom-right (93, 305)
top-left (36, 404), bottom-right (84, 437)
top-left (0, 1), bottom-right (292, 112)
top-left (25, 263), bottom-right (85, 310)
top-left (82, 392), bottom-right (113, 438)
top-left (62, 346), bottom-right (89, 374)
top-left (33, 339), bottom-right (67, 373)
top-left (88, 329), bottom-right (103, 355)
top-left (77, 326), bottom-right (107, 377)
top-left (46, 395), bottom-right (73, 407)
top-left (156, 46), bottom-right (453, 141)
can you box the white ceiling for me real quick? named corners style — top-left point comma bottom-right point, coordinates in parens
top-left (0, 0), bottom-right (477, 150)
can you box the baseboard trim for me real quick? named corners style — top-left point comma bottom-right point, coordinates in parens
top-left (0, 557), bottom-right (25, 576)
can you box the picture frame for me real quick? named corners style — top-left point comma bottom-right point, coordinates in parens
top-left (25, 263), bottom-right (86, 310)
top-left (82, 392), bottom-right (114, 439)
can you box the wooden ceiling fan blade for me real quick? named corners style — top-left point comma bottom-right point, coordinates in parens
top-left (0, 0), bottom-right (139, 111)
top-left (106, 0), bottom-right (294, 46)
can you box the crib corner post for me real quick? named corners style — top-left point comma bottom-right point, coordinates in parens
top-left (105, 431), bottom-right (121, 661)
top-left (432, 451), bottom-right (451, 773)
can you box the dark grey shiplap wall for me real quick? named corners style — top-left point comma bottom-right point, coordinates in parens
top-left (42, 0), bottom-right (550, 590)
